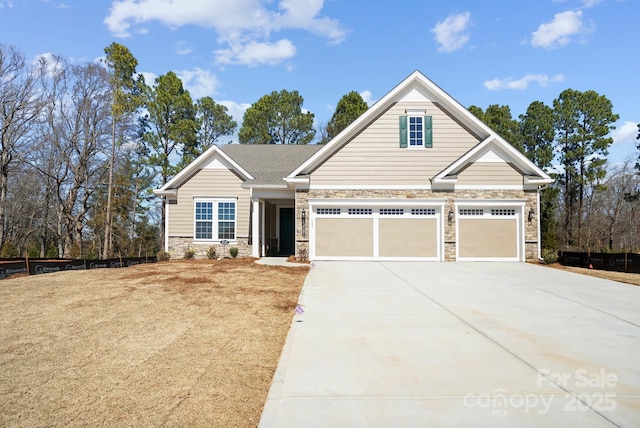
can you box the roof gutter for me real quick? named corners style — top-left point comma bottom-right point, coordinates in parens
top-left (153, 189), bottom-right (177, 197)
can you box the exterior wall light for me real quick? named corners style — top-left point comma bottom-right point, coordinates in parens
top-left (301, 208), bottom-right (306, 237)
top-left (528, 208), bottom-right (535, 222)
top-left (448, 209), bottom-right (454, 224)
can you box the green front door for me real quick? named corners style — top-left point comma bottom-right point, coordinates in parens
top-left (279, 207), bottom-right (295, 256)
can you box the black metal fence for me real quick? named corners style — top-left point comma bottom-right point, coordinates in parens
top-left (559, 251), bottom-right (640, 274)
top-left (0, 257), bottom-right (157, 280)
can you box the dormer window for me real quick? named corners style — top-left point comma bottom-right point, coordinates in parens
top-left (409, 116), bottom-right (424, 147)
top-left (399, 113), bottom-right (432, 149)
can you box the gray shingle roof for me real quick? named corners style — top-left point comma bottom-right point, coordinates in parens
top-left (220, 144), bottom-right (322, 186)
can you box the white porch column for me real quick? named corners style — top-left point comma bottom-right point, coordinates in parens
top-left (252, 196), bottom-right (260, 257)
top-left (261, 201), bottom-right (266, 256)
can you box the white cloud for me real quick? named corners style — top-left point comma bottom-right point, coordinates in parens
top-left (0, 0), bottom-right (14, 6)
top-left (215, 39), bottom-right (296, 66)
top-left (531, 10), bottom-right (592, 49)
top-left (140, 71), bottom-right (158, 86)
top-left (581, 0), bottom-right (603, 8)
top-left (431, 11), bottom-right (471, 53)
top-left (176, 41), bottom-right (192, 56)
top-left (32, 52), bottom-right (64, 77)
top-left (176, 67), bottom-right (219, 99)
top-left (104, 0), bottom-right (346, 66)
top-left (359, 90), bottom-right (374, 106)
top-left (219, 100), bottom-right (252, 144)
top-left (611, 121), bottom-right (639, 145)
top-left (484, 73), bottom-right (565, 91)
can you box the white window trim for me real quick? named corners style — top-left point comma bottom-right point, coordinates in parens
top-left (193, 197), bottom-right (238, 243)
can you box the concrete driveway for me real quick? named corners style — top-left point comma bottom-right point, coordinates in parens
top-left (259, 262), bottom-right (640, 428)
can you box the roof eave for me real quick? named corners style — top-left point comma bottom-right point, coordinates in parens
top-left (153, 189), bottom-right (177, 197)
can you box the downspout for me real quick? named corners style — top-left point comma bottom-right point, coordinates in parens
top-left (164, 196), bottom-right (169, 252)
top-left (537, 184), bottom-right (548, 261)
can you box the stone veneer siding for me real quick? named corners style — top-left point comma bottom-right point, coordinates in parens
top-left (295, 189), bottom-right (310, 261)
top-left (295, 189), bottom-right (539, 262)
top-left (167, 237), bottom-right (251, 260)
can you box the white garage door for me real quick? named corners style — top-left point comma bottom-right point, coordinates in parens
top-left (311, 205), bottom-right (442, 261)
top-left (456, 206), bottom-right (522, 261)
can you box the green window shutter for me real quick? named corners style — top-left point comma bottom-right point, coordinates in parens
top-left (424, 115), bottom-right (433, 148)
top-left (399, 116), bottom-right (407, 148)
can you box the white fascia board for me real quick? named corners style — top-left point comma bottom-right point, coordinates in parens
top-left (241, 183), bottom-right (288, 189)
top-left (283, 176), bottom-right (310, 184)
top-left (524, 175), bottom-right (555, 185)
top-left (153, 189), bottom-right (177, 197)
top-left (156, 145), bottom-right (253, 193)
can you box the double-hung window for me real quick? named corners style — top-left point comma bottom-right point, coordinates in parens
top-left (194, 200), bottom-right (236, 241)
top-left (399, 114), bottom-right (433, 148)
top-left (409, 116), bottom-right (424, 147)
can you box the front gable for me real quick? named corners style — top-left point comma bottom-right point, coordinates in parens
top-left (289, 70), bottom-right (552, 190)
top-left (154, 145), bottom-right (253, 198)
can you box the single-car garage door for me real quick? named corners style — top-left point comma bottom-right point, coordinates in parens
top-left (311, 205), bottom-right (442, 261)
top-left (456, 206), bottom-right (522, 261)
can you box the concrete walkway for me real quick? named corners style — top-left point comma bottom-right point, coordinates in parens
top-left (255, 257), bottom-right (309, 268)
top-left (259, 262), bottom-right (640, 427)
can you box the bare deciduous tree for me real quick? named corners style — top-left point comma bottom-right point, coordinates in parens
top-left (0, 45), bottom-right (41, 250)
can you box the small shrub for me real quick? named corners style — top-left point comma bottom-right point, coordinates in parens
top-left (156, 250), bottom-right (171, 261)
top-left (206, 246), bottom-right (217, 259)
top-left (0, 241), bottom-right (19, 258)
top-left (541, 248), bottom-right (558, 265)
top-left (229, 247), bottom-right (239, 258)
top-left (183, 248), bottom-right (195, 260)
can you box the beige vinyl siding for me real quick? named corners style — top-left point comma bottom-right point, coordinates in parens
top-left (168, 168), bottom-right (250, 237)
top-left (456, 162), bottom-right (523, 186)
top-left (310, 101), bottom-right (481, 186)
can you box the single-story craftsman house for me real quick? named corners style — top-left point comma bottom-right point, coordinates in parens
top-left (154, 70), bottom-right (553, 261)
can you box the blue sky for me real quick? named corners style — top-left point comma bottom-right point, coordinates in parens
top-left (1, 0), bottom-right (638, 165)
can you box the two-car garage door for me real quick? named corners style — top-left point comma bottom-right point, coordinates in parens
top-left (311, 206), bottom-right (441, 261)
top-left (309, 201), bottom-right (524, 261)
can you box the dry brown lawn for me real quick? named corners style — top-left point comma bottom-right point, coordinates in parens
top-left (0, 259), bottom-right (308, 427)
top-left (536, 262), bottom-right (640, 286)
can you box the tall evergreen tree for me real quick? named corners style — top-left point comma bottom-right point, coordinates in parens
top-left (553, 89), bottom-right (619, 248)
top-left (184, 96), bottom-right (236, 162)
top-left (519, 100), bottom-right (558, 250)
top-left (468, 104), bottom-right (522, 150)
top-left (102, 42), bottom-right (145, 259)
top-left (323, 91), bottom-right (368, 143)
top-left (141, 71), bottom-right (197, 245)
top-left (239, 89), bottom-right (315, 144)
top-left (519, 101), bottom-right (555, 171)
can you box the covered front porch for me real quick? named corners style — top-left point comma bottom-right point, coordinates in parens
top-left (250, 190), bottom-right (298, 258)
